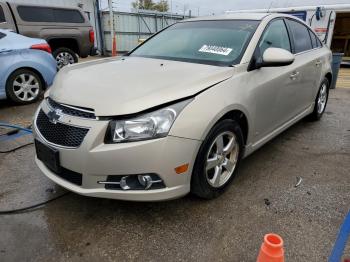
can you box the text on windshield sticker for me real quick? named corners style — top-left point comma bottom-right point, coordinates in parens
top-left (198, 45), bottom-right (233, 56)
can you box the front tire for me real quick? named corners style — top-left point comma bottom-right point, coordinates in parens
top-left (308, 78), bottom-right (329, 121)
top-left (53, 47), bottom-right (78, 69)
top-left (191, 119), bottom-right (244, 199)
top-left (5, 69), bottom-right (43, 104)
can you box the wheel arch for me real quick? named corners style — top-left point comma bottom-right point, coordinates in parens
top-left (217, 110), bottom-right (249, 146)
top-left (325, 72), bottom-right (333, 88)
top-left (6, 67), bottom-right (46, 89)
top-left (48, 38), bottom-right (80, 55)
top-left (196, 107), bottom-right (250, 146)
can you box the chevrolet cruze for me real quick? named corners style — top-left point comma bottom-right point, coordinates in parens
top-left (33, 13), bottom-right (332, 201)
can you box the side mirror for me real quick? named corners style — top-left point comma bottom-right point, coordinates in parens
top-left (261, 47), bottom-right (295, 67)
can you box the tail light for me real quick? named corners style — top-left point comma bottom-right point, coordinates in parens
top-left (89, 29), bottom-right (95, 44)
top-left (30, 43), bottom-right (52, 53)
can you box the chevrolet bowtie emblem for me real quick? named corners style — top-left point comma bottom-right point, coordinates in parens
top-left (47, 109), bottom-right (62, 124)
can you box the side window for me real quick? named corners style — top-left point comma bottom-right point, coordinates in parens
top-left (17, 6), bottom-right (54, 22)
top-left (53, 9), bottom-right (84, 23)
top-left (17, 6), bottom-right (84, 23)
top-left (0, 32), bottom-right (5, 39)
top-left (286, 19), bottom-right (313, 53)
top-left (0, 6), bottom-right (6, 23)
top-left (258, 19), bottom-right (291, 55)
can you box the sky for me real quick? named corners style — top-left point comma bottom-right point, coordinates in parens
top-left (102, 0), bottom-right (350, 16)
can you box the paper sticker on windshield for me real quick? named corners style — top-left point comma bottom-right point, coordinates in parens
top-left (198, 45), bottom-right (232, 56)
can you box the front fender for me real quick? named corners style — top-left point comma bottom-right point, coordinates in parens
top-left (169, 79), bottom-right (252, 143)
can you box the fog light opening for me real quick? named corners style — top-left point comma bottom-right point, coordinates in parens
top-left (100, 174), bottom-right (165, 190)
top-left (138, 175), bottom-right (153, 190)
top-left (120, 176), bottom-right (130, 190)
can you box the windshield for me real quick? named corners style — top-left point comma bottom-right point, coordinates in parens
top-left (130, 20), bottom-right (259, 66)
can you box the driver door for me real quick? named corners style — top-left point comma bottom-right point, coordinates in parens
top-left (248, 19), bottom-right (300, 141)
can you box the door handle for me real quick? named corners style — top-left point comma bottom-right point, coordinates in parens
top-left (315, 60), bottom-right (322, 67)
top-left (290, 71), bottom-right (299, 80)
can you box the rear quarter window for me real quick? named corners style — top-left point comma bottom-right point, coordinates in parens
top-left (0, 6), bottom-right (6, 23)
top-left (0, 32), bottom-right (6, 39)
top-left (53, 9), bottom-right (84, 23)
top-left (286, 19), bottom-right (313, 53)
top-left (315, 34), bottom-right (323, 47)
top-left (309, 29), bottom-right (322, 49)
top-left (17, 6), bottom-right (84, 23)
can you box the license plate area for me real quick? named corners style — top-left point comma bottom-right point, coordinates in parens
top-left (35, 139), bottom-right (61, 173)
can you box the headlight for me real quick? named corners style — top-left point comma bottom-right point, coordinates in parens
top-left (106, 99), bottom-right (192, 143)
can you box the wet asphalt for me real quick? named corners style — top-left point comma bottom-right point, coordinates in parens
top-left (0, 88), bottom-right (349, 262)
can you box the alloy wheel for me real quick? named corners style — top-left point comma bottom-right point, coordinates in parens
top-left (12, 73), bottom-right (40, 102)
top-left (56, 52), bottom-right (75, 68)
top-left (317, 83), bottom-right (328, 114)
top-left (205, 131), bottom-right (239, 188)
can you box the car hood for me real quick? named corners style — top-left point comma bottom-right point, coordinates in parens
top-left (49, 57), bottom-right (234, 116)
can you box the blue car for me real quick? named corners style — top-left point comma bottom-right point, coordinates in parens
top-left (0, 29), bottom-right (57, 104)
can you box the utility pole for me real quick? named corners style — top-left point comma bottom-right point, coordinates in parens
top-left (108, 0), bottom-right (116, 56)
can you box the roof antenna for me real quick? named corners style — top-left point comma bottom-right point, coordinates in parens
top-left (267, 1), bottom-right (274, 13)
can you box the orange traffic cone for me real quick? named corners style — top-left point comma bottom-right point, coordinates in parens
top-left (257, 233), bottom-right (284, 262)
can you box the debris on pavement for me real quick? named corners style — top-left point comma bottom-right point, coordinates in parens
top-left (264, 198), bottom-right (271, 206)
top-left (295, 177), bottom-right (303, 188)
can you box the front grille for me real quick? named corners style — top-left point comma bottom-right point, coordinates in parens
top-left (36, 110), bottom-right (89, 147)
top-left (55, 167), bottom-right (82, 186)
top-left (47, 97), bottom-right (96, 119)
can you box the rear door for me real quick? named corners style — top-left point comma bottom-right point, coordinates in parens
top-left (285, 18), bottom-right (318, 113)
top-left (0, 3), bottom-right (16, 31)
top-left (308, 29), bottom-right (325, 97)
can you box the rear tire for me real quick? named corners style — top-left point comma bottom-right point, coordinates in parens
top-left (53, 47), bottom-right (78, 69)
top-left (308, 78), bottom-right (329, 121)
top-left (6, 68), bottom-right (43, 104)
top-left (191, 119), bottom-right (244, 199)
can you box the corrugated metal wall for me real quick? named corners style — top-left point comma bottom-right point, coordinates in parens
top-left (102, 11), bottom-right (187, 53)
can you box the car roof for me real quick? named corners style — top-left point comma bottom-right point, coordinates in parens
top-left (183, 13), bottom-right (272, 22)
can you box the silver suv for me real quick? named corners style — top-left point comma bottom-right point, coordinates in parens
top-left (33, 13), bottom-right (332, 201)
